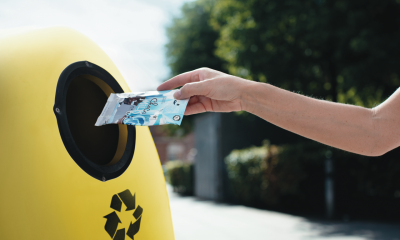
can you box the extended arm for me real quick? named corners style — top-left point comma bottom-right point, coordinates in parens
top-left (158, 68), bottom-right (400, 156)
top-left (242, 81), bottom-right (400, 156)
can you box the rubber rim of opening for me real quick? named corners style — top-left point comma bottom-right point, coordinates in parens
top-left (53, 61), bottom-right (136, 181)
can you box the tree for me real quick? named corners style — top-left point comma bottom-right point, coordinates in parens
top-left (166, 0), bottom-right (225, 76)
top-left (211, 0), bottom-right (400, 106)
top-left (164, 0), bottom-right (225, 136)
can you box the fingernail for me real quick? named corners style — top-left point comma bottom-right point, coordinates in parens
top-left (174, 89), bottom-right (181, 99)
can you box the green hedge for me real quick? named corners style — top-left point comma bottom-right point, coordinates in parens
top-left (225, 140), bottom-right (400, 219)
top-left (165, 160), bottom-right (194, 195)
top-left (225, 141), bottom-right (314, 208)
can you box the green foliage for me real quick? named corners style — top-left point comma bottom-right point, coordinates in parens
top-left (211, 0), bottom-right (400, 105)
top-left (225, 141), bottom-right (400, 218)
top-left (225, 141), bottom-right (310, 207)
top-left (225, 144), bottom-right (270, 206)
top-left (164, 0), bottom-right (226, 136)
top-left (166, 0), bottom-right (226, 76)
top-left (165, 160), bottom-right (194, 195)
top-left (165, 0), bottom-right (400, 136)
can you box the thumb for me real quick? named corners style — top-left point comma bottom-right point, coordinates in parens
top-left (174, 81), bottom-right (211, 100)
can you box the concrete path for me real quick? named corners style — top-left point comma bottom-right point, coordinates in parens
top-left (168, 186), bottom-right (400, 240)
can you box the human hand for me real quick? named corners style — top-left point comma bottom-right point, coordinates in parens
top-left (157, 68), bottom-right (253, 115)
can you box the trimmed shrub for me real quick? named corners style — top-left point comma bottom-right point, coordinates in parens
top-left (225, 141), bottom-right (312, 209)
top-left (165, 160), bottom-right (194, 195)
top-left (225, 140), bottom-right (400, 219)
top-left (225, 144), bottom-right (269, 207)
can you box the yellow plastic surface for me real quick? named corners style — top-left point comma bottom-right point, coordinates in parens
top-left (0, 27), bottom-right (175, 240)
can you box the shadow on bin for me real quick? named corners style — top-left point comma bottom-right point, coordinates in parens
top-left (0, 27), bottom-right (174, 240)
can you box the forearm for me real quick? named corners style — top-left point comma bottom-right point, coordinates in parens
top-left (241, 82), bottom-right (383, 156)
top-left (160, 68), bottom-right (400, 156)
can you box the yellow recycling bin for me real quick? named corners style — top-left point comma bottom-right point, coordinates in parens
top-left (0, 27), bottom-right (175, 240)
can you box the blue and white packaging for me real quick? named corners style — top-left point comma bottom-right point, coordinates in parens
top-left (95, 90), bottom-right (189, 126)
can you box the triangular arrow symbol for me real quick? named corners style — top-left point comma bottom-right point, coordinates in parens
top-left (104, 211), bottom-right (121, 238)
top-left (118, 189), bottom-right (136, 211)
top-left (127, 216), bottom-right (142, 240)
top-left (113, 228), bottom-right (125, 240)
top-left (111, 194), bottom-right (122, 212)
top-left (133, 205), bottom-right (143, 220)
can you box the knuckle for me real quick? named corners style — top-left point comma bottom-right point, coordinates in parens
top-left (190, 72), bottom-right (201, 83)
top-left (182, 83), bottom-right (193, 93)
top-left (199, 67), bottom-right (211, 76)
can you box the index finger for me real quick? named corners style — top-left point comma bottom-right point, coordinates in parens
top-left (157, 69), bottom-right (200, 91)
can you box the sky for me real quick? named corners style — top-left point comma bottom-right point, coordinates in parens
top-left (0, 0), bottom-right (193, 91)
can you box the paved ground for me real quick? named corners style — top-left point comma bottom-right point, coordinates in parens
top-left (168, 186), bottom-right (400, 240)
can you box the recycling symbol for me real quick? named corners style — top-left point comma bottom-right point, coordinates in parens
top-left (104, 189), bottom-right (143, 240)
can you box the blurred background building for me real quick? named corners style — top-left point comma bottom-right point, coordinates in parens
top-left (150, 126), bottom-right (195, 164)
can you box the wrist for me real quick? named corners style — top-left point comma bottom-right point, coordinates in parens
top-left (240, 80), bottom-right (262, 112)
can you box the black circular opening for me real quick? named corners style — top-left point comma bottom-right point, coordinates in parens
top-left (66, 77), bottom-right (119, 165)
top-left (54, 61), bottom-right (136, 181)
